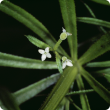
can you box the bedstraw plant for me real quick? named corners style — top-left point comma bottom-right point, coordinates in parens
top-left (0, 0), bottom-right (110, 110)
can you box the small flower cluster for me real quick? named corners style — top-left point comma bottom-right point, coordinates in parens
top-left (0, 0), bottom-right (3, 3)
top-left (38, 27), bottom-right (73, 69)
top-left (0, 107), bottom-right (3, 110)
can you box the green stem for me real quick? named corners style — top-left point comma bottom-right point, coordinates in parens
top-left (53, 39), bottom-right (62, 51)
top-left (55, 51), bottom-right (62, 59)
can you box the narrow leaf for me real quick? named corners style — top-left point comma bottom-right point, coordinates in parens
top-left (94, 68), bottom-right (110, 74)
top-left (55, 98), bottom-right (67, 110)
top-left (56, 55), bottom-right (63, 74)
top-left (0, 52), bottom-right (57, 69)
top-left (77, 17), bottom-right (110, 28)
top-left (82, 2), bottom-right (106, 34)
top-left (64, 99), bottom-right (70, 110)
top-left (0, 73), bottom-right (60, 110)
top-left (0, 87), bottom-right (20, 110)
top-left (0, 0), bottom-right (69, 57)
top-left (104, 74), bottom-right (110, 83)
top-left (59, 0), bottom-right (77, 60)
top-left (88, 0), bottom-right (110, 6)
top-left (93, 68), bottom-right (110, 83)
top-left (81, 67), bottom-right (110, 104)
top-left (56, 106), bottom-right (64, 110)
top-left (78, 33), bottom-right (102, 48)
top-left (26, 35), bottom-right (52, 50)
top-left (86, 61), bottom-right (110, 67)
top-left (13, 73), bottom-right (60, 105)
top-left (66, 89), bottom-right (94, 96)
top-left (93, 68), bottom-right (110, 77)
top-left (76, 74), bottom-right (91, 110)
top-left (39, 66), bottom-right (78, 110)
top-left (79, 31), bottom-right (110, 65)
top-left (67, 97), bottom-right (82, 110)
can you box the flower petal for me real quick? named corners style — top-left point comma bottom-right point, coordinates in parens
top-left (45, 47), bottom-right (49, 53)
top-left (68, 59), bottom-right (72, 62)
top-left (62, 27), bottom-right (66, 32)
top-left (62, 61), bottom-right (67, 69)
top-left (66, 60), bottom-right (73, 67)
top-left (46, 53), bottom-right (51, 58)
top-left (66, 32), bottom-right (72, 36)
top-left (38, 49), bottom-right (44, 54)
top-left (41, 54), bottom-right (46, 61)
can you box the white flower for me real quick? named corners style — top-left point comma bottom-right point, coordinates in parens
top-left (62, 56), bottom-right (73, 69)
top-left (107, 106), bottom-right (110, 110)
top-left (107, 0), bottom-right (110, 3)
top-left (38, 47), bottom-right (52, 61)
top-left (0, 0), bottom-right (3, 3)
top-left (0, 107), bottom-right (3, 110)
top-left (60, 27), bottom-right (72, 40)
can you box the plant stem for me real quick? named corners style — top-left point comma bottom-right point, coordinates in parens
top-left (55, 51), bottom-right (62, 59)
top-left (53, 39), bottom-right (62, 51)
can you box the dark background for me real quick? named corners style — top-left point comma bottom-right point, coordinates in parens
top-left (0, 0), bottom-right (110, 109)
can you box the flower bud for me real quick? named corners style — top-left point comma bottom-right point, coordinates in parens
top-left (60, 33), bottom-right (67, 40)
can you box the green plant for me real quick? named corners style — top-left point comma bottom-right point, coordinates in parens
top-left (0, 0), bottom-right (110, 110)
